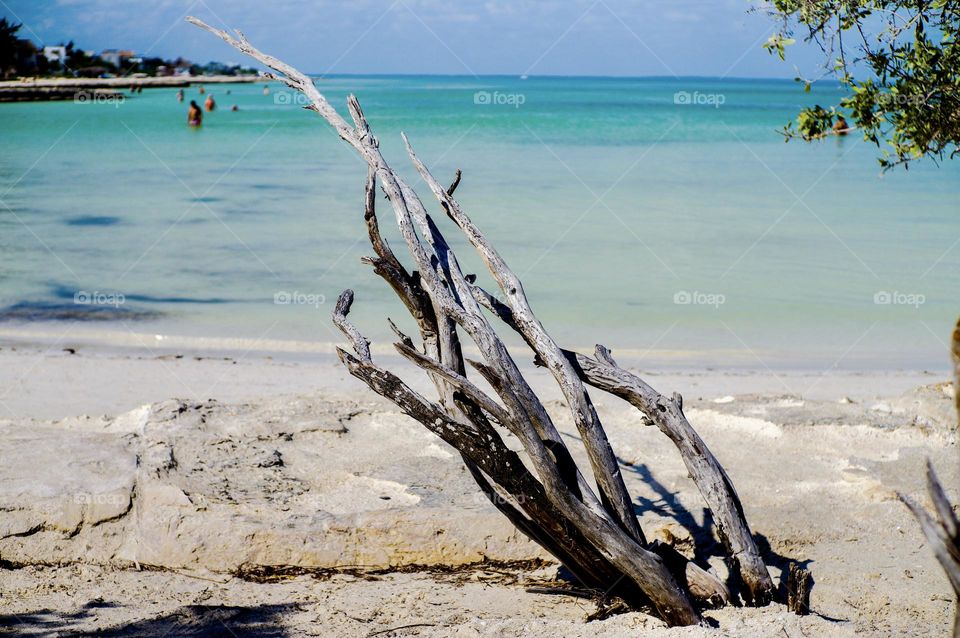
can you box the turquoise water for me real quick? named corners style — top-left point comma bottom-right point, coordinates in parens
top-left (1, 76), bottom-right (958, 369)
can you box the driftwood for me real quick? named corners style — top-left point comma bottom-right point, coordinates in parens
top-left (900, 318), bottom-right (960, 637)
top-left (189, 16), bottom-right (777, 626)
top-left (786, 563), bottom-right (811, 615)
top-left (473, 289), bottom-right (775, 605)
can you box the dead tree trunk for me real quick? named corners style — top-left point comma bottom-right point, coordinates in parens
top-left (189, 16), bottom-right (777, 626)
top-left (900, 318), bottom-right (960, 637)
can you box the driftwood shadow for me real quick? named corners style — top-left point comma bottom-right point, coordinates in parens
top-left (0, 602), bottom-right (296, 637)
top-left (625, 461), bottom-right (722, 564)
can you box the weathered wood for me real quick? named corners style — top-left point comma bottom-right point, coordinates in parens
top-left (786, 563), bottom-right (811, 615)
top-left (186, 20), bottom-right (611, 531)
top-left (403, 135), bottom-right (644, 545)
top-left (650, 541), bottom-right (730, 609)
top-left (334, 297), bottom-right (693, 612)
top-left (570, 349), bottom-right (774, 605)
top-left (472, 285), bottom-right (775, 605)
top-left (335, 283), bottom-right (699, 622)
top-left (953, 318), bottom-right (960, 422)
top-left (186, 15), bottom-right (800, 626)
top-left (331, 291), bottom-right (370, 361)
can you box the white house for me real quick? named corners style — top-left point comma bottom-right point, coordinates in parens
top-left (100, 49), bottom-right (135, 67)
top-left (42, 46), bottom-right (67, 64)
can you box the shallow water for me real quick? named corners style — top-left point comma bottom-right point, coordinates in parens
top-left (1, 76), bottom-right (957, 370)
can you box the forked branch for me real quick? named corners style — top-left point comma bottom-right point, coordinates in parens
top-left (190, 15), bottom-right (782, 627)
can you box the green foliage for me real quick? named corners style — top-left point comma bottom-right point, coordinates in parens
top-left (763, 0), bottom-right (960, 169)
top-left (0, 18), bottom-right (25, 77)
top-left (0, 18), bottom-right (36, 78)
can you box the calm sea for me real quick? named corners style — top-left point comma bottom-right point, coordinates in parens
top-left (1, 76), bottom-right (957, 370)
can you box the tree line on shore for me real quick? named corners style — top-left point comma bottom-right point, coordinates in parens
top-left (0, 18), bottom-right (256, 80)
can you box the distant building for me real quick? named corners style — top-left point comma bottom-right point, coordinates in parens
top-left (42, 46), bottom-right (67, 64)
top-left (99, 49), bottom-right (136, 67)
top-left (170, 57), bottom-right (192, 76)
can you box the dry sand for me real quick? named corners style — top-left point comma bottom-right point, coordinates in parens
top-left (0, 344), bottom-right (957, 637)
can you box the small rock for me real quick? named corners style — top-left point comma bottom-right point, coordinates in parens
top-left (257, 450), bottom-right (284, 468)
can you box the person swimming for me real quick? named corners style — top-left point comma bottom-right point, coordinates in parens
top-left (833, 115), bottom-right (850, 136)
top-left (262, 85), bottom-right (270, 96)
top-left (176, 89), bottom-right (184, 103)
top-left (199, 85), bottom-right (205, 94)
top-left (230, 104), bottom-right (238, 111)
top-left (204, 95), bottom-right (216, 112)
top-left (188, 100), bottom-right (202, 127)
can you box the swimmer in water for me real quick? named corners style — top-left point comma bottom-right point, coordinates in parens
top-left (176, 89), bottom-right (184, 102)
top-left (833, 115), bottom-right (850, 136)
top-left (188, 100), bottom-right (202, 127)
top-left (204, 94), bottom-right (216, 112)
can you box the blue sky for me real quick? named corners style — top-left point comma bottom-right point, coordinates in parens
top-left (2, 0), bottom-right (830, 78)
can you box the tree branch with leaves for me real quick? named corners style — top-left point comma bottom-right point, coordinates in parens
top-left (762, 0), bottom-right (960, 169)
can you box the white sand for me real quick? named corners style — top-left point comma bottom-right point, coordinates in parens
top-left (0, 345), bottom-right (956, 637)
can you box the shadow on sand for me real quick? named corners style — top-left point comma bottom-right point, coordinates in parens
top-left (0, 601), bottom-right (296, 637)
top-left (623, 459), bottom-right (835, 616)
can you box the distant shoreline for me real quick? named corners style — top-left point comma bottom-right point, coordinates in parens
top-left (0, 74), bottom-right (265, 102)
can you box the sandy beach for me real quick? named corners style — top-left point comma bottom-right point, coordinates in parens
top-left (0, 342), bottom-right (956, 636)
top-left (3, 4), bottom-right (958, 635)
